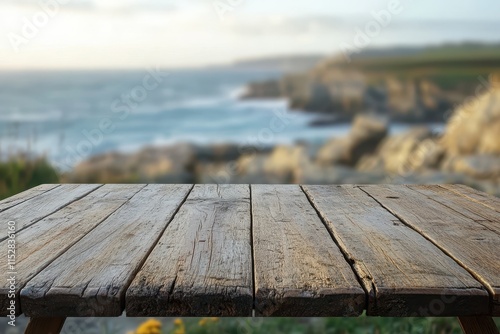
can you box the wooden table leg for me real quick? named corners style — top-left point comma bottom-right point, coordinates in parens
top-left (458, 316), bottom-right (499, 334)
top-left (25, 317), bottom-right (66, 334)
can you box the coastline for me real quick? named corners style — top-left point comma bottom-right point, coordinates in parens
top-left (63, 114), bottom-right (499, 196)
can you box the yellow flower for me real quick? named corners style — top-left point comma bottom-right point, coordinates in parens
top-left (135, 319), bottom-right (162, 334)
top-left (198, 317), bottom-right (219, 327)
top-left (173, 318), bottom-right (186, 334)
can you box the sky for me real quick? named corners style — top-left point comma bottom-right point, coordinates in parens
top-left (0, 0), bottom-right (500, 70)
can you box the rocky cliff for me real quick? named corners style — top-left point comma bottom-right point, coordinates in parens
top-left (241, 44), bottom-right (500, 124)
top-left (65, 72), bottom-right (500, 195)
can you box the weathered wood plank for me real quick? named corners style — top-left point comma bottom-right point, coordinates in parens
top-left (361, 185), bottom-right (500, 315)
top-left (409, 185), bottom-right (499, 235)
top-left (126, 184), bottom-right (253, 317)
top-left (304, 185), bottom-right (489, 316)
top-left (20, 184), bottom-right (192, 317)
top-left (458, 316), bottom-right (500, 334)
top-left (0, 184), bottom-right (102, 241)
top-left (252, 185), bottom-right (365, 316)
top-left (441, 184), bottom-right (500, 213)
top-left (0, 184), bottom-right (60, 213)
top-left (0, 184), bottom-right (146, 316)
top-left (24, 317), bottom-right (66, 334)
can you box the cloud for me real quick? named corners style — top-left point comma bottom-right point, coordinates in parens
top-left (223, 15), bottom-right (349, 35)
top-left (223, 14), bottom-right (500, 38)
top-left (2, 1), bottom-right (499, 70)
top-left (92, 0), bottom-right (178, 13)
top-left (4, 0), bottom-right (177, 13)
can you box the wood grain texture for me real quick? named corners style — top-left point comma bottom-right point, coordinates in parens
top-left (126, 184), bottom-right (253, 317)
top-left (458, 316), bottom-right (500, 334)
top-left (409, 185), bottom-right (499, 235)
top-left (20, 184), bottom-right (192, 317)
top-left (252, 185), bottom-right (365, 316)
top-left (0, 184), bottom-right (60, 213)
top-left (0, 184), bottom-right (102, 241)
top-left (441, 184), bottom-right (500, 213)
top-left (0, 183), bottom-right (494, 318)
top-left (0, 184), bottom-right (146, 316)
top-left (24, 317), bottom-right (66, 334)
top-left (304, 185), bottom-right (489, 316)
top-left (361, 185), bottom-right (500, 316)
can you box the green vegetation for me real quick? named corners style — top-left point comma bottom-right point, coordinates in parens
top-left (128, 316), bottom-right (500, 334)
top-left (325, 43), bottom-right (500, 92)
top-left (0, 156), bottom-right (59, 200)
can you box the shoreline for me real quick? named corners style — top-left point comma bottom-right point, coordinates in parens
top-left (62, 115), bottom-right (499, 196)
top-left (45, 120), bottom-right (445, 172)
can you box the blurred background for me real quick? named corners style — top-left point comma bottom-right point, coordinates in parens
top-left (0, 0), bottom-right (499, 332)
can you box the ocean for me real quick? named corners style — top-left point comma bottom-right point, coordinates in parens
top-left (0, 68), bottom-right (439, 169)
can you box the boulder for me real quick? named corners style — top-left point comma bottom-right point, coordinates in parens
top-left (241, 80), bottom-right (282, 99)
top-left (67, 152), bottom-right (132, 183)
top-left (356, 154), bottom-right (385, 173)
top-left (67, 143), bottom-right (196, 183)
top-left (231, 153), bottom-right (290, 183)
top-left (349, 115), bottom-right (389, 158)
top-left (295, 163), bottom-right (386, 184)
top-left (263, 145), bottom-right (308, 181)
top-left (289, 69), bottom-right (366, 115)
top-left (316, 138), bottom-right (350, 165)
top-left (441, 154), bottom-right (500, 180)
top-left (195, 143), bottom-right (245, 162)
top-left (317, 115), bottom-right (388, 166)
top-left (441, 79), bottom-right (500, 155)
top-left (359, 127), bottom-right (444, 174)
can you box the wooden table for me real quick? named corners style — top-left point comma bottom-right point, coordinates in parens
top-left (0, 184), bottom-right (498, 334)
